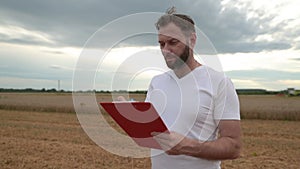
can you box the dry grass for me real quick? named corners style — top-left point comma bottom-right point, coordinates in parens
top-left (0, 93), bottom-right (75, 113)
top-left (0, 93), bottom-right (146, 113)
top-left (1, 109), bottom-right (299, 169)
top-left (0, 110), bottom-right (150, 169)
top-left (1, 93), bottom-right (300, 168)
top-left (239, 95), bottom-right (300, 121)
top-left (0, 93), bottom-right (299, 120)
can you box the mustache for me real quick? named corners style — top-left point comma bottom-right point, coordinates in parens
top-left (163, 53), bottom-right (179, 58)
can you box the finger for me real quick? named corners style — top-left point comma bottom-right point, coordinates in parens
top-left (153, 134), bottom-right (169, 146)
top-left (151, 132), bottom-right (160, 136)
top-left (116, 96), bottom-right (126, 101)
top-left (154, 136), bottom-right (178, 152)
top-left (153, 133), bottom-right (171, 141)
top-left (156, 139), bottom-right (172, 151)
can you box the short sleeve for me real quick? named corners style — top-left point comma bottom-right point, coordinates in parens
top-left (213, 77), bottom-right (240, 120)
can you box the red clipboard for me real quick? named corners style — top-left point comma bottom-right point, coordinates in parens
top-left (100, 102), bottom-right (169, 149)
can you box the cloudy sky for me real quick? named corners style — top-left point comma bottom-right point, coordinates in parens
top-left (0, 0), bottom-right (299, 91)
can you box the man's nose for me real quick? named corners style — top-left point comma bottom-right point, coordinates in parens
top-left (161, 44), bottom-right (172, 54)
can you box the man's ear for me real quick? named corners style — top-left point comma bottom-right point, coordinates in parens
top-left (190, 32), bottom-right (197, 49)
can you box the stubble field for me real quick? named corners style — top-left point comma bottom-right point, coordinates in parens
top-left (0, 93), bottom-right (299, 168)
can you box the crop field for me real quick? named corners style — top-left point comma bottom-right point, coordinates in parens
top-left (0, 93), bottom-right (300, 168)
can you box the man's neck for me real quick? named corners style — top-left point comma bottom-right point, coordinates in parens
top-left (173, 56), bottom-right (201, 78)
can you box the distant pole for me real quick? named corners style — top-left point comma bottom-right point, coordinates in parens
top-left (58, 80), bottom-right (60, 91)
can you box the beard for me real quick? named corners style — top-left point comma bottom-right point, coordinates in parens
top-left (165, 44), bottom-right (190, 70)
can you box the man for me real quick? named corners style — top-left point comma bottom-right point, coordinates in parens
top-left (146, 8), bottom-right (241, 169)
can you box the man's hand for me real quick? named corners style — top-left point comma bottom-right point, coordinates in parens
top-left (116, 96), bottom-right (126, 101)
top-left (152, 131), bottom-right (200, 155)
top-left (151, 120), bottom-right (241, 160)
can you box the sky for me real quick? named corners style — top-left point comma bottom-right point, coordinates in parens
top-left (0, 0), bottom-right (300, 91)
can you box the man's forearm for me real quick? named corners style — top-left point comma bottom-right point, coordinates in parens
top-left (156, 120), bottom-right (242, 160)
top-left (180, 136), bottom-right (241, 160)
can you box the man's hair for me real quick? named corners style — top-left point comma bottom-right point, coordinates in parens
top-left (155, 7), bottom-right (195, 35)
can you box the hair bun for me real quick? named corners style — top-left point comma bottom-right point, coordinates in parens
top-left (166, 6), bottom-right (176, 15)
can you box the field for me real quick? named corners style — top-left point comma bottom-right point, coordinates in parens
top-left (0, 93), bottom-right (300, 168)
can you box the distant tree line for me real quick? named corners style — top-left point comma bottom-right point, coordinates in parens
top-left (0, 88), bottom-right (66, 93)
top-left (0, 88), bottom-right (147, 94)
top-left (236, 89), bottom-right (278, 95)
top-left (0, 88), bottom-right (297, 95)
top-left (236, 88), bottom-right (299, 96)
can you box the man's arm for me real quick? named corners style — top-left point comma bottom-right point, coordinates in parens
top-left (152, 120), bottom-right (242, 160)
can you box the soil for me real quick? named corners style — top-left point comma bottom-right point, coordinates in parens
top-left (1, 109), bottom-right (299, 169)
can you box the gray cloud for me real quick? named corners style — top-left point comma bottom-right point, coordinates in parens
top-left (222, 41), bottom-right (291, 53)
top-left (187, 1), bottom-right (294, 53)
top-left (0, 0), bottom-right (169, 47)
top-left (0, 0), bottom-right (298, 53)
top-left (226, 69), bottom-right (300, 81)
top-left (290, 58), bottom-right (300, 61)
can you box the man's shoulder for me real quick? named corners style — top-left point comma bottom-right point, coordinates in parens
top-left (152, 71), bottom-right (172, 80)
top-left (149, 71), bottom-right (173, 88)
top-left (196, 65), bottom-right (235, 95)
top-left (197, 65), bottom-right (227, 81)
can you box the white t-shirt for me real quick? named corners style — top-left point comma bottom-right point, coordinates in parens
top-left (145, 65), bottom-right (240, 169)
